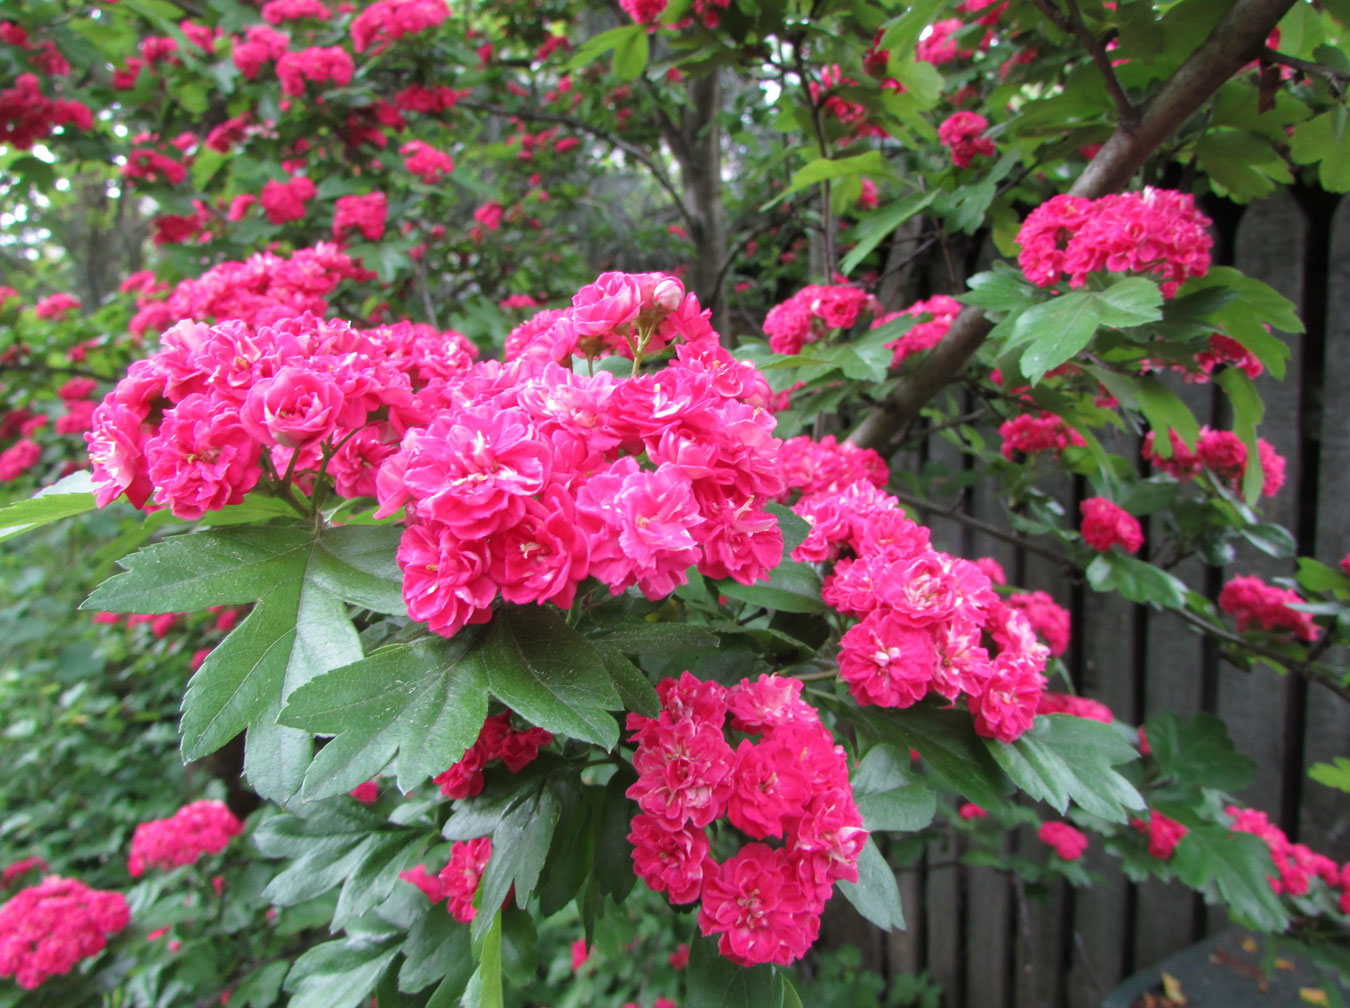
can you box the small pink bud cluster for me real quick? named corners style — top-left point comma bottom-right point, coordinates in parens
top-left (1218, 575), bottom-right (1318, 642)
top-left (761, 284), bottom-right (877, 355)
top-left (1005, 591), bottom-right (1071, 656)
top-left (937, 111), bottom-right (995, 168)
top-left (0, 859), bottom-right (45, 890)
top-left (873, 294), bottom-right (962, 367)
top-left (400, 140), bottom-right (454, 183)
top-left (795, 480), bottom-right (1049, 742)
top-left (0, 74), bottom-right (93, 150)
top-left (916, 18), bottom-right (971, 64)
top-left (626, 673), bottom-right (866, 967)
top-left (400, 837), bottom-right (492, 923)
top-left (87, 311), bottom-right (476, 518)
top-left (275, 45), bottom-right (353, 96)
top-left (0, 876), bottom-right (130, 988)
top-left (1227, 807), bottom-right (1347, 908)
top-left (433, 712), bottom-right (553, 799)
top-left (127, 800), bottom-right (243, 877)
top-left (1017, 188), bottom-right (1212, 296)
top-left (379, 276), bottom-right (784, 639)
top-left (332, 191), bottom-right (387, 242)
top-left (1038, 821), bottom-right (1088, 861)
top-left (619, 0), bottom-right (668, 25)
top-left (999, 412), bottom-right (1085, 461)
top-left (1079, 496), bottom-right (1144, 554)
top-left (1143, 427), bottom-right (1285, 498)
top-left (1130, 810), bottom-right (1187, 860)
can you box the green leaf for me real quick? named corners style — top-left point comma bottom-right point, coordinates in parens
top-left (1238, 522), bottom-right (1296, 559)
top-left (464, 912), bottom-right (504, 1008)
top-left (1290, 107), bottom-right (1350, 192)
top-left (715, 557), bottom-right (825, 613)
top-left (536, 781), bottom-right (594, 916)
top-left (1132, 376), bottom-right (1201, 453)
top-left (309, 524), bottom-right (406, 615)
top-left (475, 785), bottom-right (561, 937)
top-left (988, 715), bottom-right (1143, 823)
top-left (1144, 711), bottom-right (1256, 794)
top-left (1216, 367), bottom-right (1265, 503)
top-left (1011, 278), bottom-right (1163, 382)
top-left (474, 606), bottom-right (621, 749)
top-left (0, 471), bottom-right (96, 542)
top-left (845, 703), bottom-right (1007, 809)
top-left (279, 636), bottom-right (487, 800)
top-left (685, 934), bottom-right (783, 1008)
top-left (1296, 556), bottom-right (1350, 594)
top-left (1172, 825), bottom-right (1289, 932)
top-left (612, 24), bottom-right (648, 80)
top-left (597, 647), bottom-right (661, 719)
top-left (764, 151), bottom-right (889, 210)
top-left (592, 623), bottom-right (719, 654)
top-left (838, 836), bottom-right (906, 931)
top-left (1308, 756), bottom-right (1350, 793)
top-left (841, 190), bottom-right (938, 275)
top-left (1085, 552), bottom-right (1189, 610)
top-left (962, 266), bottom-right (1041, 314)
top-left (399, 908), bottom-right (472, 995)
top-left (284, 937), bottom-right (399, 1008)
top-left (852, 744), bottom-right (937, 832)
top-left (567, 25), bottom-right (638, 71)
top-left (83, 525), bottom-right (312, 613)
top-left (768, 502), bottom-right (811, 555)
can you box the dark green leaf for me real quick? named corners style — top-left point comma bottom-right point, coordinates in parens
top-left (598, 647), bottom-right (661, 719)
top-left (284, 937), bottom-right (399, 1008)
top-left (988, 715), bottom-right (1143, 823)
top-left (838, 837), bottom-right (906, 931)
top-left (310, 524), bottom-right (406, 615)
top-left (475, 786), bottom-right (561, 938)
top-left (280, 636), bottom-right (486, 800)
top-left (1172, 825), bottom-right (1288, 932)
top-left (1132, 376), bottom-right (1201, 455)
top-left (852, 744), bottom-right (937, 832)
top-left (685, 934), bottom-right (783, 1008)
top-left (715, 557), bottom-right (825, 613)
top-left (1084, 552), bottom-right (1188, 610)
top-left (536, 781), bottom-right (594, 917)
top-left (768, 502), bottom-right (811, 555)
top-left (595, 771), bottom-right (638, 903)
top-left (841, 191), bottom-right (938, 275)
top-left (1216, 368), bottom-right (1265, 502)
top-left (399, 908), bottom-right (471, 994)
top-left (1144, 712), bottom-right (1256, 794)
top-left (962, 267), bottom-right (1040, 314)
top-left (475, 606), bottom-right (621, 748)
top-left (592, 623), bottom-right (720, 654)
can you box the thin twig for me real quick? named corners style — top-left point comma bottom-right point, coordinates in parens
top-left (457, 99), bottom-right (697, 235)
top-left (1044, 0), bottom-right (1139, 127)
top-left (1262, 46), bottom-right (1350, 92)
top-left (892, 489), bottom-right (1076, 569)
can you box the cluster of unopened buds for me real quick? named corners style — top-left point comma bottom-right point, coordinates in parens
top-left (626, 673), bottom-right (866, 966)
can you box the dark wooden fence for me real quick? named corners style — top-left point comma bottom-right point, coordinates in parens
top-left (835, 189), bottom-right (1350, 1008)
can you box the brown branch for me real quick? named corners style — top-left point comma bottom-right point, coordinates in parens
top-left (1033, 0), bottom-right (1137, 125)
top-left (457, 99), bottom-right (698, 235)
top-left (848, 0), bottom-right (1296, 452)
top-left (891, 489), bottom-right (1075, 569)
top-left (1262, 46), bottom-right (1350, 92)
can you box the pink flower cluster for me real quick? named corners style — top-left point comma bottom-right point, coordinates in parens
top-left (778, 434), bottom-right (888, 496)
top-left (626, 673), bottom-right (866, 967)
top-left (873, 294), bottom-right (962, 367)
top-left (351, 0), bottom-right (449, 53)
top-left (1227, 806), bottom-right (1348, 910)
top-left (275, 45), bottom-right (353, 96)
top-left (158, 243), bottom-right (365, 331)
top-left (400, 837), bottom-right (492, 922)
top-left (796, 480), bottom-right (1049, 742)
top-left (762, 284), bottom-right (877, 355)
top-left (260, 174), bottom-right (317, 224)
top-left (999, 412), bottom-right (1085, 461)
top-left (332, 192), bottom-right (387, 242)
top-left (1142, 427), bottom-right (1285, 498)
top-left (0, 876), bottom-right (130, 988)
top-left (1080, 496), bottom-right (1144, 553)
top-left (379, 274), bottom-right (785, 638)
top-left (1218, 575), bottom-right (1318, 642)
top-left (1131, 809), bottom-right (1187, 860)
top-left (916, 18), bottom-right (971, 64)
top-left (1037, 692), bottom-right (1112, 723)
top-left (401, 139), bottom-right (454, 182)
top-left (87, 311), bottom-right (475, 518)
top-left (0, 859), bottom-right (45, 890)
top-left (432, 712), bottom-right (552, 799)
top-left (1038, 821), bottom-right (1088, 860)
top-left (0, 73), bottom-right (92, 150)
top-left (620, 0), bottom-right (668, 25)
top-left (937, 111), bottom-right (995, 168)
top-left (1005, 591), bottom-right (1071, 656)
top-left (127, 799), bottom-right (243, 876)
top-left (1017, 189), bottom-right (1213, 296)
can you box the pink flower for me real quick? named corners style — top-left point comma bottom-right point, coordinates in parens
top-left (937, 111), bottom-right (995, 168)
top-left (1132, 810), bottom-right (1186, 859)
top-left (570, 938), bottom-right (589, 972)
top-left (1005, 591), bottom-right (1070, 656)
top-left (332, 192), bottom-right (388, 243)
top-left (260, 175), bottom-right (316, 224)
top-left (240, 366), bottom-right (345, 448)
top-left (1218, 575), bottom-right (1318, 642)
top-left (34, 292), bottom-right (80, 319)
top-left (958, 803), bottom-right (987, 820)
top-left (349, 780), bottom-right (379, 804)
top-left (571, 271), bottom-right (643, 338)
top-left (473, 200), bottom-right (504, 231)
top-left (0, 877), bottom-right (130, 988)
top-left (128, 800), bottom-right (243, 876)
top-left (697, 844), bottom-right (816, 967)
top-left (143, 396), bottom-right (262, 520)
top-left (400, 837), bottom-right (491, 922)
top-left (1038, 821), bottom-right (1088, 861)
top-left (1080, 496), bottom-right (1144, 553)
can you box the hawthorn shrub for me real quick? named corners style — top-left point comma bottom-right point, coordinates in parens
top-left (2, 0), bottom-right (1349, 1006)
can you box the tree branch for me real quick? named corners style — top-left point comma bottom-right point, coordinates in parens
top-left (1262, 46), bottom-right (1350, 92)
top-left (1033, 0), bottom-right (1137, 126)
top-left (848, 0), bottom-right (1296, 452)
top-left (457, 99), bottom-right (698, 236)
